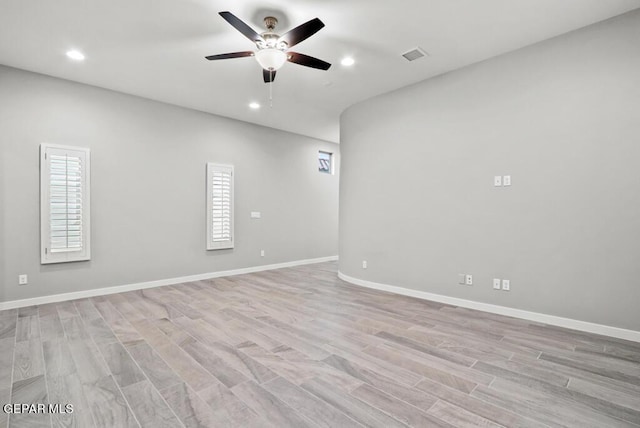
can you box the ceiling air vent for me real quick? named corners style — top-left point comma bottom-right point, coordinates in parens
top-left (402, 47), bottom-right (427, 62)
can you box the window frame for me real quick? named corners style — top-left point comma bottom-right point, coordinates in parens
top-left (318, 150), bottom-right (334, 175)
top-left (40, 143), bottom-right (91, 264)
top-left (206, 163), bottom-right (234, 251)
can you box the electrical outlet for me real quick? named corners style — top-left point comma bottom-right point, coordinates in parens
top-left (458, 274), bottom-right (466, 285)
top-left (493, 278), bottom-right (501, 290)
top-left (362, 260), bottom-right (367, 269)
top-left (260, 250), bottom-right (265, 257)
top-left (503, 175), bottom-right (511, 186)
top-left (465, 274), bottom-right (473, 285)
top-left (494, 176), bottom-right (502, 187)
top-left (502, 279), bottom-right (510, 291)
top-left (18, 274), bottom-right (28, 285)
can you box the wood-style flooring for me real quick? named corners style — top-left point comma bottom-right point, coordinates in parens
top-left (1, 261), bottom-right (639, 427)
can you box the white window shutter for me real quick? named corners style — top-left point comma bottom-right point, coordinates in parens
top-left (40, 144), bottom-right (91, 264)
top-left (319, 151), bottom-right (333, 174)
top-left (206, 163), bottom-right (234, 250)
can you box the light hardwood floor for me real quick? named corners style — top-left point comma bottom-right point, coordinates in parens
top-left (1, 261), bottom-right (639, 427)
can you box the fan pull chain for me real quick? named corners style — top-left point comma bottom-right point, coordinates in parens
top-left (269, 71), bottom-right (273, 108)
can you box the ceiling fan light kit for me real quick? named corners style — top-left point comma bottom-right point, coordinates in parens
top-left (255, 48), bottom-right (287, 71)
top-left (206, 11), bottom-right (331, 83)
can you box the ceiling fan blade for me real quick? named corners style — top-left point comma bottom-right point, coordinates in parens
top-left (278, 18), bottom-right (325, 48)
top-left (287, 52), bottom-right (331, 70)
top-left (205, 51), bottom-right (254, 60)
top-left (219, 11), bottom-right (264, 43)
top-left (263, 69), bottom-right (277, 83)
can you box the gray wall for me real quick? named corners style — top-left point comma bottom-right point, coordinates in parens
top-left (0, 116), bottom-right (4, 302)
top-left (339, 10), bottom-right (640, 331)
top-left (0, 65), bottom-right (339, 302)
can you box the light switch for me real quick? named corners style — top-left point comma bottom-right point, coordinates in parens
top-left (493, 278), bottom-right (501, 290)
top-left (494, 176), bottom-right (502, 187)
top-left (250, 211), bottom-right (261, 219)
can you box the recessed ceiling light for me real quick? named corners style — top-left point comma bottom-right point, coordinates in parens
top-left (66, 50), bottom-right (85, 61)
top-left (249, 102), bottom-right (260, 110)
top-left (340, 57), bottom-right (355, 67)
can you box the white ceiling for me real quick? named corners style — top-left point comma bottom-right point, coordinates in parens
top-left (1, 0), bottom-right (638, 143)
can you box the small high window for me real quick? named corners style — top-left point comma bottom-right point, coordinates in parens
top-left (318, 151), bottom-right (333, 174)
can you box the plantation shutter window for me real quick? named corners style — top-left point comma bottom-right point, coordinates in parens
top-left (206, 163), bottom-right (234, 250)
top-left (40, 144), bottom-right (91, 264)
top-left (318, 151), bottom-right (333, 174)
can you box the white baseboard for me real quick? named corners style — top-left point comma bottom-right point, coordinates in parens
top-left (338, 271), bottom-right (640, 343)
top-left (0, 256), bottom-right (338, 311)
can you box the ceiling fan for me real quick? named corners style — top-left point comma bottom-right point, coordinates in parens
top-left (205, 11), bottom-right (331, 83)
